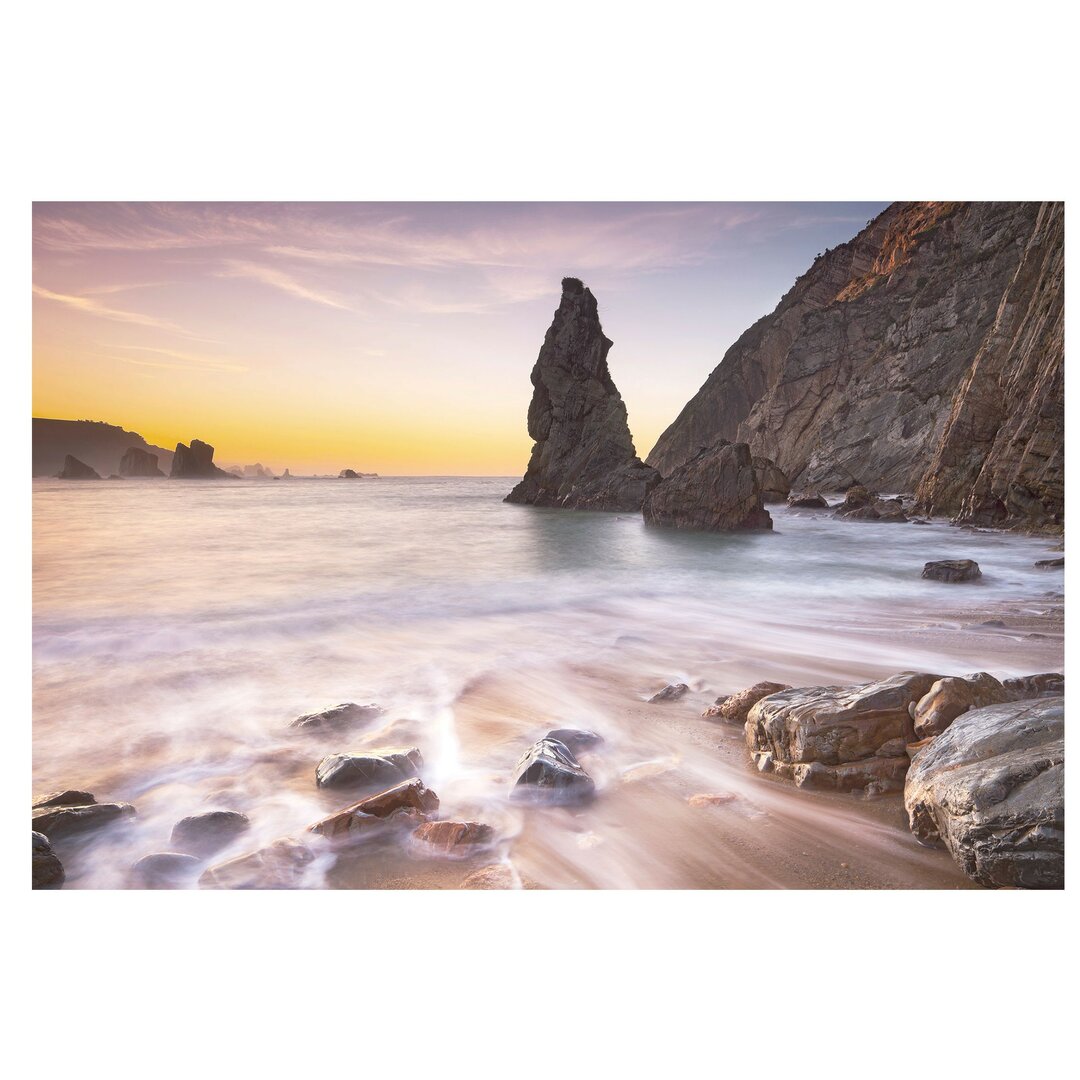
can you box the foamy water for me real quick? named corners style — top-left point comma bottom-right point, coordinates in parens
top-left (33, 477), bottom-right (1064, 888)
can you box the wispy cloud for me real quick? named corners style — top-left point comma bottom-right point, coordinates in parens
top-left (104, 344), bottom-right (248, 374)
top-left (217, 259), bottom-right (352, 310)
top-left (32, 284), bottom-right (180, 331)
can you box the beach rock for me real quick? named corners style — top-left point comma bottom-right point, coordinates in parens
top-left (505, 277), bottom-right (659, 512)
top-left (130, 852), bottom-right (201, 889)
top-left (412, 820), bottom-right (495, 857)
top-left (170, 438), bottom-right (233, 479)
top-left (649, 682), bottom-right (689, 703)
top-left (905, 697), bottom-right (1063, 888)
top-left (834, 485), bottom-right (875, 515)
top-left (912, 672), bottom-right (1010, 738)
top-left (646, 203), bottom-right (1063, 532)
top-left (1034, 557), bottom-right (1064, 569)
top-left (787, 492), bottom-right (829, 508)
top-left (753, 456), bottom-right (791, 503)
top-left (32, 800), bottom-right (136, 840)
top-left (57, 454), bottom-right (100, 480)
top-left (200, 838), bottom-right (317, 890)
top-left (643, 440), bottom-right (772, 532)
top-left (309, 778), bottom-right (440, 842)
top-left (510, 738), bottom-right (596, 803)
top-left (170, 810), bottom-right (251, 857)
top-left (922, 559), bottom-right (981, 583)
top-left (745, 671), bottom-right (940, 792)
top-left (33, 789), bottom-right (96, 810)
top-left (874, 497), bottom-right (909, 522)
top-left (1002, 673), bottom-right (1064, 700)
top-left (546, 728), bottom-right (604, 752)
top-left (119, 446), bottom-right (165, 477)
top-left (32, 832), bottom-right (65, 889)
top-left (703, 681), bottom-right (791, 723)
top-left (460, 863), bottom-right (541, 890)
top-left (315, 747), bottom-right (422, 790)
top-left (289, 702), bottom-right (384, 733)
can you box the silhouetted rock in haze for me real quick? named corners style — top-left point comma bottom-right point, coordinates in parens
top-left (57, 455), bottom-right (101, 479)
top-left (119, 446), bottom-right (165, 477)
top-left (33, 418), bottom-right (175, 477)
top-left (170, 439), bottom-right (234, 479)
top-left (506, 277), bottom-right (659, 511)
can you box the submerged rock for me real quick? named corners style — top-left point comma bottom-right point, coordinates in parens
top-left (643, 440), bottom-right (772, 532)
top-left (911, 672), bottom-right (1009, 738)
top-left (905, 697), bottom-right (1063, 888)
top-left (32, 800), bottom-right (136, 840)
top-left (411, 820), bottom-right (495, 857)
top-left (753, 456), bottom-right (791, 503)
top-left (315, 747), bottom-right (422, 790)
top-left (309, 778), bottom-right (440, 843)
top-left (170, 810), bottom-right (251, 857)
top-left (922, 559), bottom-right (981, 583)
top-left (510, 738), bottom-right (596, 804)
top-left (130, 852), bottom-right (202, 889)
top-left (459, 863), bottom-right (541, 890)
top-left (57, 454), bottom-right (101, 480)
top-left (169, 438), bottom-right (233, 479)
top-left (787, 492), bottom-right (829, 509)
top-left (290, 702), bottom-right (384, 734)
top-left (745, 671), bottom-right (940, 792)
top-left (505, 277), bottom-right (659, 511)
top-left (32, 832), bottom-right (65, 889)
top-left (703, 681), bottom-right (791, 724)
top-left (119, 446), bottom-right (165, 477)
top-left (546, 728), bottom-right (604, 752)
top-left (200, 838), bottom-right (316, 890)
top-left (649, 682), bottom-right (689, 704)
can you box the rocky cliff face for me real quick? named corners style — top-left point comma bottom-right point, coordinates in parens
top-left (646, 202), bottom-right (1063, 529)
top-left (33, 418), bottom-right (174, 477)
top-left (119, 446), bottom-right (165, 477)
top-left (170, 439), bottom-right (233, 479)
top-left (506, 278), bottom-right (658, 511)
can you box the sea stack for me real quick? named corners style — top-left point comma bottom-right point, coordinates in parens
top-left (119, 446), bottom-right (165, 477)
top-left (506, 277), bottom-right (658, 512)
top-left (170, 439), bottom-right (233, 479)
top-left (57, 455), bottom-right (100, 479)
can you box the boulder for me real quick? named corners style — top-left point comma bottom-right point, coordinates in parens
top-left (119, 446), bottom-right (165, 477)
top-left (643, 440), bottom-right (772, 532)
top-left (911, 672), bottom-right (1010, 738)
top-left (745, 671), bottom-right (940, 792)
top-left (169, 439), bottom-right (233, 479)
top-left (922, 559), bottom-right (981, 583)
top-left (1034, 557), bottom-right (1064, 569)
top-left (200, 838), bottom-right (316, 890)
top-left (32, 800), bottom-right (136, 840)
top-left (545, 728), bottom-right (604, 752)
top-left (315, 747), bottom-right (422, 790)
top-left (905, 697), bottom-right (1063, 888)
top-left (787, 492), bottom-right (829, 508)
top-left (753, 456), bottom-right (791, 503)
top-left (702, 681), bottom-right (790, 724)
top-left (649, 682), bottom-right (689, 703)
top-left (33, 789), bottom-right (96, 810)
top-left (309, 778), bottom-right (440, 843)
top-left (289, 702), bottom-right (384, 734)
top-left (130, 852), bottom-right (201, 889)
top-left (505, 277), bottom-right (659, 512)
top-left (1002, 672), bottom-right (1064, 700)
top-left (510, 738), bottom-right (596, 803)
top-left (32, 832), bottom-right (65, 889)
top-left (170, 810), bottom-right (251, 857)
top-left (411, 820), bottom-right (495, 857)
top-left (57, 454), bottom-right (100, 480)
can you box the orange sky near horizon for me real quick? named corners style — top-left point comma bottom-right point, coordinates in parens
top-left (32, 202), bottom-right (887, 474)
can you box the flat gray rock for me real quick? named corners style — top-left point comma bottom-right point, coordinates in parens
top-left (315, 747), bottom-right (422, 790)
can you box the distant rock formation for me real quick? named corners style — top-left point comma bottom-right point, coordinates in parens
top-left (646, 202), bottom-right (1063, 530)
top-left (643, 440), bottom-right (772, 531)
top-left (119, 446), bottom-right (165, 477)
top-left (282, 468), bottom-right (292, 479)
top-left (170, 439), bottom-right (234, 479)
top-left (339, 469), bottom-right (361, 479)
top-left (242, 463), bottom-right (274, 478)
top-left (506, 277), bottom-right (659, 511)
top-left (57, 454), bottom-right (100, 479)
top-left (33, 418), bottom-right (174, 477)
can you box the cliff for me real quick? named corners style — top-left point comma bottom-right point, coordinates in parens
top-left (506, 277), bottom-right (658, 511)
top-left (119, 446), bottom-right (165, 477)
top-left (33, 419), bottom-right (174, 478)
top-left (170, 439), bottom-right (234, 479)
top-left (646, 202), bottom-right (1064, 528)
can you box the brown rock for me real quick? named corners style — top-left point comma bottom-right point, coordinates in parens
top-left (702, 681), bottom-right (790, 724)
top-left (459, 863), bottom-right (542, 890)
top-left (289, 702), bottom-right (384, 733)
top-left (199, 838), bottom-right (316, 890)
top-left (912, 672), bottom-right (1009, 737)
top-left (649, 682), bottom-right (689, 703)
top-left (170, 810), bottom-right (251, 857)
top-left (545, 728), bottom-right (604, 752)
top-left (922, 559), bottom-right (981, 583)
top-left (412, 820), bottom-right (495, 857)
top-left (33, 790), bottom-right (96, 810)
top-left (1002, 672), bottom-right (1064, 700)
top-left (32, 800), bottom-right (136, 840)
top-left (643, 440), bottom-right (772, 532)
top-left (309, 778), bottom-right (440, 842)
top-left (753, 456), bottom-right (791, 503)
top-left (119, 446), bottom-right (165, 477)
top-left (787, 492), bottom-right (829, 508)
top-left (32, 832), bottom-right (64, 889)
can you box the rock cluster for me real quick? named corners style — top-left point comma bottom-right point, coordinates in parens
top-left (170, 439), bottom-right (234, 479)
top-left (119, 446), bottom-right (165, 477)
top-left (506, 277), bottom-right (659, 511)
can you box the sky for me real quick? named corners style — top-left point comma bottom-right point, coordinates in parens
top-left (32, 202), bottom-right (888, 475)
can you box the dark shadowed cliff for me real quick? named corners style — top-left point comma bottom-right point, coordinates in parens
top-left (646, 202), bottom-right (1063, 528)
top-left (33, 419), bottom-right (175, 478)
